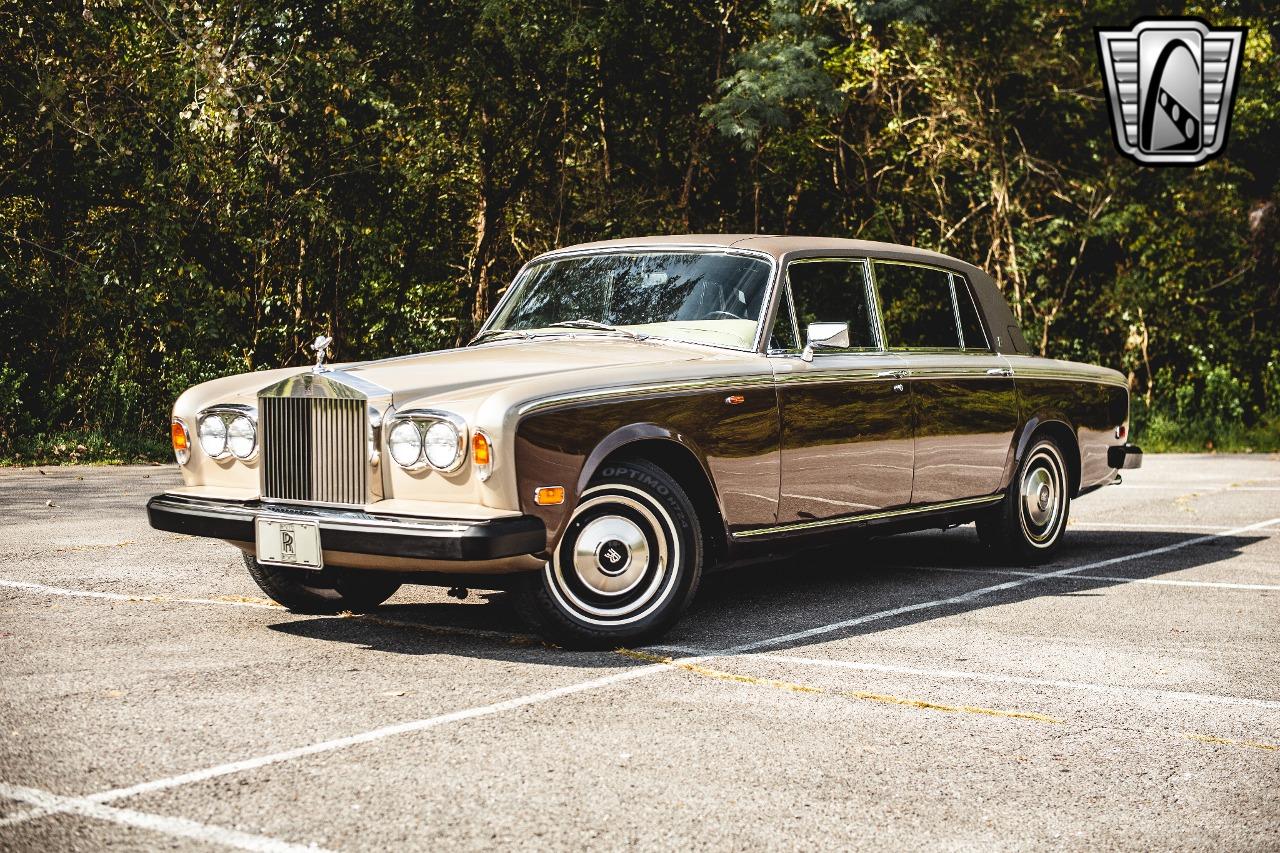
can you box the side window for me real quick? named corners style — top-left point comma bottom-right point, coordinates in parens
top-left (768, 298), bottom-right (798, 351)
top-left (953, 275), bottom-right (989, 350)
top-left (786, 260), bottom-right (878, 350)
top-left (874, 262), bottom-right (961, 350)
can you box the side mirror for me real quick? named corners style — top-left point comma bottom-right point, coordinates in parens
top-left (802, 322), bottom-right (850, 361)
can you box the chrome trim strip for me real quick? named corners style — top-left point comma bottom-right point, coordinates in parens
top-left (1010, 368), bottom-right (1128, 389)
top-left (517, 374), bottom-right (777, 417)
top-left (731, 494), bottom-right (1004, 538)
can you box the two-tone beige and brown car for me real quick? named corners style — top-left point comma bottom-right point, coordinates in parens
top-left (149, 235), bottom-right (1142, 647)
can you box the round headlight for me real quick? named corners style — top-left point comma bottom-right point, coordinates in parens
top-left (423, 420), bottom-right (463, 471)
top-left (227, 415), bottom-right (256, 459)
top-left (197, 414), bottom-right (228, 458)
top-left (388, 420), bottom-right (424, 468)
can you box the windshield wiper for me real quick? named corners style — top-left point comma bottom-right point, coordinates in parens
top-left (470, 328), bottom-right (533, 345)
top-left (547, 319), bottom-right (647, 340)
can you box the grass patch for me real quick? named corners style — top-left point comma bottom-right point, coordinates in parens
top-left (1132, 414), bottom-right (1280, 453)
top-left (1, 430), bottom-right (171, 466)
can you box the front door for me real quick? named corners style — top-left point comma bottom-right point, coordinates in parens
top-left (871, 261), bottom-right (1018, 505)
top-left (771, 258), bottom-right (915, 524)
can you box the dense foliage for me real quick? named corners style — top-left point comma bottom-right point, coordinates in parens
top-left (2, 0), bottom-right (1278, 462)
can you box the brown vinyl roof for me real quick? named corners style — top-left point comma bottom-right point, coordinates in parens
top-left (538, 234), bottom-right (976, 275)
top-left (532, 234), bottom-right (1029, 355)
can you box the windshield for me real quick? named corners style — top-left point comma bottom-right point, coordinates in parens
top-left (484, 251), bottom-right (774, 349)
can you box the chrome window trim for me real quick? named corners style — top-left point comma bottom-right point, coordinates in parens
top-left (947, 274), bottom-right (966, 348)
top-left (475, 245), bottom-right (781, 355)
top-left (771, 256), bottom-right (886, 359)
top-left (732, 494), bottom-right (1003, 538)
top-left (950, 272), bottom-right (993, 352)
top-left (871, 258), bottom-right (973, 354)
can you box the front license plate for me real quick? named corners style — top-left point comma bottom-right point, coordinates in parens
top-left (255, 518), bottom-right (324, 570)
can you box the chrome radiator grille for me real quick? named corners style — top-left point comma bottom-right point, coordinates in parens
top-left (259, 396), bottom-right (368, 505)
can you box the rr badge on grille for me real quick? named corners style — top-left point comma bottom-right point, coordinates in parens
top-left (1095, 18), bottom-right (1245, 166)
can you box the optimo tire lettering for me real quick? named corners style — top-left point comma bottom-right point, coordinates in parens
top-left (600, 466), bottom-right (671, 496)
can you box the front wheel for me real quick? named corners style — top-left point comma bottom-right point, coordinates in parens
top-left (515, 459), bottom-right (704, 649)
top-left (976, 436), bottom-right (1071, 564)
top-left (242, 553), bottom-right (401, 614)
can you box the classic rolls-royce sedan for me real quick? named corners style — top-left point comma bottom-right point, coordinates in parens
top-left (149, 235), bottom-right (1141, 647)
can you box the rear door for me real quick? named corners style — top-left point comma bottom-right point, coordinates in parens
top-left (770, 258), bottom-right (914, 524)
top-left (871, 261), bottom-right (1018, 505)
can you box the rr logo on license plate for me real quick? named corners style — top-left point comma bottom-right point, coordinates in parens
top-left (255, 517), bottom-right (323, 570)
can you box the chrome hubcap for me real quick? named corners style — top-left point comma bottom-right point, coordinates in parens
top-left (572, 515), bottom-right (649, 595)
top-left (546, 485), bottom-right (679, 627)
top-left (1019, 445), bottom-right (1066, 546)
top-left (1024, 467), bottom-right (1055, 527)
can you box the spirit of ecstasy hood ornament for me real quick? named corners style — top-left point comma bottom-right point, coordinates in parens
top-left (310, 335), bottom-right (333, 373)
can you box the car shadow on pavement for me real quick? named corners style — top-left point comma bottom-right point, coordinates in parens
top-left (267, 526), bottom-right (1271, 667)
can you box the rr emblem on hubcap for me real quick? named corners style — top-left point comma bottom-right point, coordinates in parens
top-left (597, 539), bottom-right (630, 575)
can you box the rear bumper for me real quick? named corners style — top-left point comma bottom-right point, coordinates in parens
top-left (1108, 443), bottom-right (1143, 470)
top-left (146, 494), bottom-right (546, 562)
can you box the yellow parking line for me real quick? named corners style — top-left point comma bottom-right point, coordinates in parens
top-left (616, 648), bottom-right (1062, 723)
top-left (349, 613), bottom-right (547, 647)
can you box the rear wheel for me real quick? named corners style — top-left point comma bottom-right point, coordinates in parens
top-left (976, 436), bottom-right (1071, 564)
top-left (242, 553), bottom-right (401, 614)
top-left (515, 459), bottom-right (703, 649)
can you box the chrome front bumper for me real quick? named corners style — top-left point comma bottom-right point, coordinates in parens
top-left (147, 494), bottom-right (547, 562)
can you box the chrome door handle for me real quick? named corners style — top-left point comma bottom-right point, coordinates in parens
top-left (877, 369), bottom-right (909, 379)
top-left (986, 367), bottom-right (1013, 377)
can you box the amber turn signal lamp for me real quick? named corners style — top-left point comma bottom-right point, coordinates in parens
top-left (471, 432), bottom-right (491, 466)
top-left (171, 419), bottom-right (191, 465)
top-left (533, 486), bottom-right (565, 506)
top-left (472, 431), bottom-right (493, 481)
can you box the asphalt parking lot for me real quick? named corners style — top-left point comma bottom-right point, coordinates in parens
top-left (1, 454), bottom-right (1278, 851)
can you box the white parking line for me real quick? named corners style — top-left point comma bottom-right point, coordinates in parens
top-left (1119, 485), bottom-right (1280, 491)
top-left (0, 578), bottom-right (280, 609)
top-left (4, 515), bottom-right (1278, 836)
top-left (0, 782), bottom-right (327, 852)
top-left (705, 654), bottom-right (1280, 711)
top-left (80, 662), bottom-right (676, 806)
top-left (907, 565), bottom-right (1280, 591)
top-left (710, 517), bottom-right (1280, 655)
top-left (1067, 521), bottom-right (1280, 532)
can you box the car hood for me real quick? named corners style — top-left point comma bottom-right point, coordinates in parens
top-left (341, 337), bottom-right (712, 406)
top-left (175, 335), bottom-right (763, 419)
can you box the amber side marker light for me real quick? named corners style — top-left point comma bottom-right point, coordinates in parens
top-left (171, 419), bottom-right (191, 465)
top-left (534, 486), bottom-right (565, 506)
